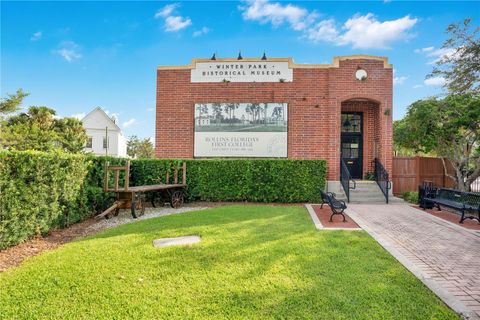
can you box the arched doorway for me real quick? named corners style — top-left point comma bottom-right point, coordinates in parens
top-left (341, 98), bottom-right (381, 179)
top-left (341, 112), bottom-right (363, 179)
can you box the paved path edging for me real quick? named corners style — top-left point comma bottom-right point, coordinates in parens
top-left (305, 204), bottom-right (362, 231)
top-left (346, 206), bottom-right (477, 320)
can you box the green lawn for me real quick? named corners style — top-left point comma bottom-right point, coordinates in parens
top-left (0, 205), bottom-right (458, 319)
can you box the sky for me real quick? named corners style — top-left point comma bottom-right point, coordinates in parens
top-left (1, 1), bottom-right (479, 140)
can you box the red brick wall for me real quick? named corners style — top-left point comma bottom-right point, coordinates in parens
top-left (156, 57), bottom-right (393, 180)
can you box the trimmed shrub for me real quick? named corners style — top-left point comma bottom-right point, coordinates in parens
top-left (84, 155), bottom-right (128, 214)
top-left (0, 153), bottom-right (327, 249)
top-left (0, 151), bottom-right (90, 249)
top-left (130, 159), bottom-right (327, 203)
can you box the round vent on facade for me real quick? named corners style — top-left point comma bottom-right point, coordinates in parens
top-left (355, 68), bottom-right (368, 81)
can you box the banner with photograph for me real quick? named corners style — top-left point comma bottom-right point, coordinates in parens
top-left (194, 103), bottom-right (288, 157)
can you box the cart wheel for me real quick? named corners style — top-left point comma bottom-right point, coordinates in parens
top-left (131, 201), bottom-right (137, 219)
top-left (171, 190), bottom-right (184, 208)
top-left (132, 195), bottom-right (146, 218)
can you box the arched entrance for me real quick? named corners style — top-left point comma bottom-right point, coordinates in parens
top-left (341, 112), bottom-right (363, 179)
top-left (341, 98), bottom-right (381, 179)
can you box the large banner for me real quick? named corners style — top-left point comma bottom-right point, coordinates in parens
top-left (194, 103), bottom-right (288, 157)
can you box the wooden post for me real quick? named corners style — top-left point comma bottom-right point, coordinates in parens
top-left (114, 169), bottom-right (119, 191)
top-left (415, 156), bottom-right (421, 188)
top-left (104, 162), bottom-right (109, 192)
top-left (182, 162), bottom-right (186, 184)
top-left (166, 170), bottom-right (170, 185)
top-left (174, 165), bottom-right (178, 184)
top-left (125, 161), bottom-right (130, 191)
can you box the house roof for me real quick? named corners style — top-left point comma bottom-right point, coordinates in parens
top-left (81, 107), bottom-right (122, 132)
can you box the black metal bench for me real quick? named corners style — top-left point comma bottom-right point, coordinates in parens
top-left (423, 188), bottom-right (480, 224)
top-left (418, 183), bottom-right (438, 209)
top-left (320, 190), bottom-right (347, 222)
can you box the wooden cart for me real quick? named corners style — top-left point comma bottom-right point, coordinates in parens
top-left (96, 161), bottom-right (187, 219)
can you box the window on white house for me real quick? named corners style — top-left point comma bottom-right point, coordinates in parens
top-left (86, 137), bottom-right (93, 148)
top-left (103, 137), bottom-right (109, 149)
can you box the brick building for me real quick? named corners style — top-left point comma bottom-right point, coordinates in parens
top-left (155, 55), bottom-right (393, 193)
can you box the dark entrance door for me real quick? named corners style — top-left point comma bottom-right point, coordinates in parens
top-left (341, 113), bottom-right (363, 179)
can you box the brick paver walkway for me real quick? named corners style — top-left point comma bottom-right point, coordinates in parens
top-left (347, 204), bottom-right (480, 320)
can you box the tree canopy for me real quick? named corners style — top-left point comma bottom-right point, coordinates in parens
top-left (127, 135), bottom-right (155, 159)
top-left (394, 94), bottom-right (480, 191)
top-left (428, 18), bottom-right (480, 94)
top-left (0, 90), bottom-right (87, 153)
top-left (0, 89), bottom-right (28, 115)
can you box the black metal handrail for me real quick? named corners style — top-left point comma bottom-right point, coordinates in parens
top-left (374, 158), bottom-right (391, 204)
top-left (340, 159), bottom-right (356, 203)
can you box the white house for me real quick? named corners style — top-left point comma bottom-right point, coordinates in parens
top-left (195, 116), bottom-right (211, 126)
top-left (81, 107), bottom-right (127, 157)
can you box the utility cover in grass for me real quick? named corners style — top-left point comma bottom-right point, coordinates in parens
top-left (153, 236), bottom-right (201, 248)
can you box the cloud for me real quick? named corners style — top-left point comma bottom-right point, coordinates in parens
top-left (240, 0), bottom-right (316, 31)
top-left (193, 27), bottom-right (210, 37)
top-left (240, 1), bottom-right (417, 49)
top-left (305, 19), bottom-right (338, 42)
top-left (424, 77), bottom-right (446, 87)
top-left (305, 13), bottom-right (418, 48)
top-left (155, 3), bottom-right (178, 18)
top-left (413, 84), bottom-right (423, 89)
top-left (414, 46), bottom-right (434, 53)
top-left (165, 16), bottom-right (192, 32)
top-left (55, 41), bottom-right (82, 62)
top-left (31, 31), bottom-right (42, 41)
top-left (122, 118), bottom-right (137, 128)
top-left (71, 112), bottom-right (86, 120)
top-left (415, 46), bottom-right (457, 64)
top-left (155, 3), bottom-right (192, 32)
top-left (147, 107), bottom-right (155, 112)
top-left (337, 14), bottom-right (417, 49)
top-left (393, 76), bottom-right (408, 85)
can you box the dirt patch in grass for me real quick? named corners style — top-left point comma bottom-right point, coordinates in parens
top-left (0, 204), bottom-right (210, 272)
top-left (0, 218), bottom-right (98, 272)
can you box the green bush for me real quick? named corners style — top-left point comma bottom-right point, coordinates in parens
top-left (84, 155), bottom-right (128, 214)
top-left (130, 159), bottom-right (327, 203)
top-left (0, 152), bottom-right (326, 249)
top-left (0, 150), bottom-right (90, 249)
top-left (401, 191), bottom-right (419, 204)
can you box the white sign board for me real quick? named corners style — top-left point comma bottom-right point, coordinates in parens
top-left (194, 103), bottom-right (288, 157)
top-left (191, 61), bottom-right (293, 83)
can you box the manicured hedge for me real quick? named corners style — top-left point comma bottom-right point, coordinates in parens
top-left (0, 151), bottom-right (90, 249)
top-left (0, 152), bottom-right (326, 249)
top-left (130, 159), bottom-right (327, 203)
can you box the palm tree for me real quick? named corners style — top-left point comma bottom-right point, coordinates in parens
top-left (245, 104), bottom-right (253, 123)
top-left (250, 103), bottom-right (260, 123)
top-left (231, 103), bottom-right (239, 124)
top-left (212, 103), bottom-right (223, 126)
top-left (223, 104), bottom-right (231, 124)
top-left (196, 104), bottom-right (208, 126)
top-left (261, 103), bottom-right (268, 126)
top-left (272, 106), bottom-right (283, 125)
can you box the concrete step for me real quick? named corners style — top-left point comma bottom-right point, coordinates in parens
top-left (348, 196), bottom-right (405, 204)
top-left (344, 180), bottom-right (403, 204)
